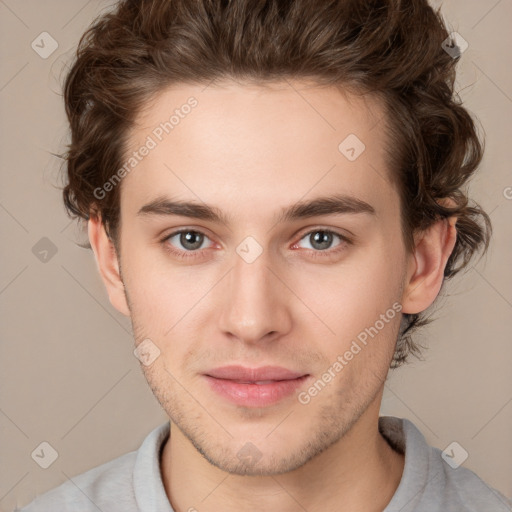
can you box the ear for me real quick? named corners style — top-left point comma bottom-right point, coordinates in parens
top-left (88, 215), bottom-right (131, 317)
top-left (401, 205), bottom-right (458, 315)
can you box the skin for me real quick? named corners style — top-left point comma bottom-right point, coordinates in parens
top-left (88, 80), bottom-right (457, 512)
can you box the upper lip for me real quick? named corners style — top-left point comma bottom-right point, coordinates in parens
top-left (205, 365), bottom-right (307, 381)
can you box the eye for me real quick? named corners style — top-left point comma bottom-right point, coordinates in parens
top-left (293, 229), bottom-right (351, 255)
top-left (162, 229), bottom-right (213, 258)
top-left (160, 227), bottom-right (352, 261)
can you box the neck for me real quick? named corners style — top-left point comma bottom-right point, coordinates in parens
top-left (160, 401), bottom-right (405, 512)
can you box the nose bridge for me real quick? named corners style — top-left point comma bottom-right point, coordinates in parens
top-left (218, 241), bottom-right (290, 342)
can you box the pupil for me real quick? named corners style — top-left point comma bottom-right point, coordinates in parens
top-left (311, 231), bottom-right (332, 250)
top-left (181, 231), bottom-right (203, 250)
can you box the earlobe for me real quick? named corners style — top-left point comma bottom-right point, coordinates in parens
top-left (87, 216), bottom-right (131, 317)
top-left (401, 215), bottom-right (458, 315)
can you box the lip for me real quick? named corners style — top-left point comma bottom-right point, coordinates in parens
top-left (205, 365), bottom-right (306, 381)
top-left (203, 366), bottom-right (310, 407)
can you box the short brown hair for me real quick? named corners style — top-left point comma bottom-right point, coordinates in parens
top-left (61, 0), bottom-right (492, 368)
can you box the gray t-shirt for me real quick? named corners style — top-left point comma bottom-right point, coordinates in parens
top-left (17, 416), bottom-right (512, 512)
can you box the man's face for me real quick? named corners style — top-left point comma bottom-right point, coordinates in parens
top-left (116, 80), bottom-right (409, 475)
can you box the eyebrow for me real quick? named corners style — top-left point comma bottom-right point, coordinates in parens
top-left (137, 193), bottom-right (376, 225)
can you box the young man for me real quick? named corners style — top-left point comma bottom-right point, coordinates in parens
top-left (19, 0), bottom-right (511, 511)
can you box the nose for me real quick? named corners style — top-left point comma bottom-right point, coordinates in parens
top-left (217, 245), bottom-right (292, 345)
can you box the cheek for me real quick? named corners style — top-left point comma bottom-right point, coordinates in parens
top-left (343, 234), bottom-right (406, 310)
top-left (122, 251), bottom-right (218, 344)
top-left (295, 246), bottom-right (403, 324)
top-left (288, 245), bottom-right (404, 367)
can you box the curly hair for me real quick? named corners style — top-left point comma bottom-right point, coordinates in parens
top-left (61, 0), bottom-right (492, 368)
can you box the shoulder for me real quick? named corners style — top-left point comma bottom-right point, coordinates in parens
top-left (380, 416), bottom-right (512, 512)
top-left (17, 450), bottom-right (138, 511)
top-left (427, 444), bottom-right (512, 511)
top-left (17, 421), bottom-right (171, 512)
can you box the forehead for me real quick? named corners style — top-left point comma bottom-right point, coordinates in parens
top-left (120, 80), bottom-right (396, 224)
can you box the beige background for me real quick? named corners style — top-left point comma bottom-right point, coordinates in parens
top-left (1, 1), bottom-right (511, 510)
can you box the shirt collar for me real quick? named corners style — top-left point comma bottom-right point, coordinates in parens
top-left (380, 416), bottom-right (431, 511)
top-left (133, 421), bottom-right (173, 512)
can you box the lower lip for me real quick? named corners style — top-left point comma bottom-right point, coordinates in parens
top-left (203, 375), bottom-right (310, 407)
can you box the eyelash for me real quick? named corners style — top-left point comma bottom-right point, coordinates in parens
top-left (159, 228), bottom-right (353, 261)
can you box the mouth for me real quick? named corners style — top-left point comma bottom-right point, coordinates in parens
top-left (224, 380), bottom-right (291, 385)
top-left (203, 365), bottom-right (311, 407)
top-left (204, 365), bottom-right (307, 381)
